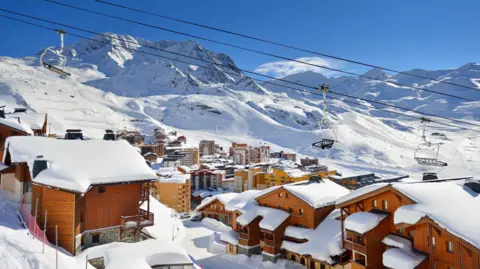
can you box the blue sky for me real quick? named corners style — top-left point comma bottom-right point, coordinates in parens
top-left (1, 0), bottom-right (479, 77)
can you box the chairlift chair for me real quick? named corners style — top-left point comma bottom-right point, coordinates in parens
top-left (312, 84), bottom-right (336, 151)
top-left (40, 29), bottom-right (71, 77)
top-left (413, 118), bottom-right (448, 167)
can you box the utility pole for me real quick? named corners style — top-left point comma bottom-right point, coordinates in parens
top-left (43, 210), bottom-right (48, 254)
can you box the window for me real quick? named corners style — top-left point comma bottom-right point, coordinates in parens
top-left (229, 245), bottom-right (234, 252)
top-left (432, 237), bottom-right (436, 248)
top-left (80, 210), bottom-right (84, 222)
top-left (397, 228), bottom-right (405, 234)
top-left (285, 193), bottom-right (289, 198)
top-left (92, 234), bottom-right (100, 244)
top-left (299, 208), bottom-right (304, 216)
top-left (382, 200), bottom-right (388, 210)
top-left (447, 241), bottom-right (454, 253)
top-left (278, 205), bottom-right (282, 209)
top-left (372, 200), bottom-right (377, 208)
top-left (408, 230), bottom-right (415, 238)
top-left (288, 207), bottom-right (293, 213)
top-left (433, 264), bottom-right (436, 269)
top-left (320, 264), bottom-right (325, 269)
top-left (98, 186), bottom-right (105, 193)
top-left (278, 192), bottom-right (283, 198)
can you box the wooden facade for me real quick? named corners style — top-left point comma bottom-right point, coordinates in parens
top-left (32, 182), bottom-right (154, 255)
top-left (336, 185), bottom-right (480, 269)
top-left (0, 124), bottom-right (30, 160)
top-left (196, 198), bottom-right (231, 225)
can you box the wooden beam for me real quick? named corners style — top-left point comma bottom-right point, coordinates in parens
top-left (356, 202), bottom-right (364, 211)
top-left (428, 224), bottom-right (433, 267)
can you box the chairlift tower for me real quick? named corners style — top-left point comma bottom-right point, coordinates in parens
top-left (40, 29), bottom-right (71, 77)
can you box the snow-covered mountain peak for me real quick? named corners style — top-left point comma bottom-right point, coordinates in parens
top-left (362, 68), bottom-right (391, 80)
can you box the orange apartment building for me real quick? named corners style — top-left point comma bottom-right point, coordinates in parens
top-left (233, 167), bottom-right (264, 192)
top-left (335, 180), bottom-right (480, 269)
top-left (222, 177), bottom-right (350, 267)
top-left (152, 168), bottom-right (191, 213)
top-left (195, 193), bottom-right (238, 225)
top-left (2, 136), bottom-right (157, 255)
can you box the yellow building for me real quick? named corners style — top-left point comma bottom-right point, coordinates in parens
top-left (233, 167), bottom-right (263, 192)
top-left (152, 168), bottom-right (192, 213)
top-left (265, 168), bottom-right (337, 187)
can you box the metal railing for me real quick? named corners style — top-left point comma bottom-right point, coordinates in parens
top-left (120, 209), bottom-right (154, 229)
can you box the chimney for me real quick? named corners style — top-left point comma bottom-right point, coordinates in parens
top-left (465, 181), bottom-right (480, 194)
top-left (0, 106), bottom-right (5, 118)
top-left (14, 108), bottom-right (27, 113)
top-left (32, 155), bottom-right (48, 178)
top-left (422, 172), bottom-right (438, 181)
top-left (65, 129), bottom-right (83, 140)
top-left (103, 129), bottom-right (116, 141)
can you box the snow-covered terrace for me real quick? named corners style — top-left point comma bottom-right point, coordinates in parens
top-left (344, 211), bottom-right (388, 234)
top-left (6, 112), bottom-right (46, 130)
top-left (4, 136), bottom-right (157, 193)
top-left (281, 213), bottom-right (344, 264)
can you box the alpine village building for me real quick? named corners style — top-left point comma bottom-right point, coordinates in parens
top-left (152, 167), bottom-right (191, 213)
top-left (207, 177), bottom-right (352, 268)
top-left (2, 136), bottom-right (157, 255)
top-left (335, 179), bottom-right (480, 269)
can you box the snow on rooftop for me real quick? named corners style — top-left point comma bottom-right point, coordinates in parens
top-left (382, 247), bottom-right (426, 269)
top-left (0, 117), bottom-right (33, 135)
top-left (192, 189), bottom-right (226, 198)
top-left (155, 167), bottom-right (181, 176)
top-left (283, 179), bottom-right (350, 208)
top-left (285, 169), bottom-right (310, 178)
top-left (382, 234), bottom-right (412, 249)
top-left (345, 211), bottom-right (388, 234)
top-left (392, 180), bottom-right (480, 249)
top-left (224, 190), bottom-right (261, 212)
top-left (281, 212), bottom-right (343, 264)
top-left (237, 203), bottom-right (290, 231)
top-left (5, 136), bottom-right (156, 193)
top-left (196, 192), bottom-right (238, 211)
top-left (159, 174), bottom-right (190, 184)
top-left (284, 226), bottom-right (311, 240)
top-left (335, 183), bottom-right (389, 205)
top-left (220, 229), bottom-right (239, 245)
top-left (103, 239), bottom-right (192, 269)
top-left (6, 112), bottom-right (46, 130)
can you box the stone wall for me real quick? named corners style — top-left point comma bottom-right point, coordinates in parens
top-left (78, 227), bottom-right (141, 254)
top-left (238, 245), bottom-right (261, 256)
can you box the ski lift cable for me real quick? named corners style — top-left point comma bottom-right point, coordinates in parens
top-left (94, 0), bottom-right (480, 94)
top-left (1, 13), bottom-right (480, 134)
top-left (1, 8), bottom-right (479, 129)
top-left (40, 0), bottom-right (477, 102)
top-left (2, 10), bottom-right (479, 131)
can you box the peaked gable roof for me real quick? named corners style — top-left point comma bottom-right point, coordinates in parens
top-left (5, 136), bottom-right (157, 193)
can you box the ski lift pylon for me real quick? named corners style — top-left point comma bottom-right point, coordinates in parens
top-left (414, 117), bottom-right (448, 167)
top-left (40, 29), bottom-right (71, 77)
top-left (312, 84), bottom-right (336, 151)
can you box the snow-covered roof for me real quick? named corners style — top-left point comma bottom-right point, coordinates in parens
top-left (237, 203), bottom-right (290, 231)
top-left (392, 180), bottom-right (480, 249)
top-left (284, 226), bottom-right (311, 240)
top-left (6, 113), bottom-right (46, 130)
top-left (5, 136), bottom-right (157, 193)
top-left (224, 190), bottom-right (261, 211)
top-left (335, 183), bottom-right (389, 205)
top-left (192, 189), bottom-right (226, 198)
top-left (158, 174), bottom-right (190, 184)
top-left (345, 211), bottom-right (388, 234)
top-left (382, 247), bottom-right (426, 269)
top-left (0, 117), bottom-right (33, 135)
top-left (283, 180), bottom-right (350, 208)
top-left (256, 179), bottom-right (349, 209)
top-left (285, 169), bottom-right (310, 178)
top-left (103, 239), bottom-right (192, 269)
top-left (281, 212), bottom-right (343, 264)
top-left (382, 234), bottom-right (412, 249)
top-left (196, 192), bottom-right (238, 211)
top-left (155, 167), bottom-right (181, 177)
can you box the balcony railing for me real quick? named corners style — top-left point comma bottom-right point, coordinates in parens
top-left (239, 232), bottom-right (249, 239)
top-left (344, 239), bottom-right (367, 254)
top-left (121, 209), bottom-right (154, 230)
top-left (139, 184), bottom-right (150, 202)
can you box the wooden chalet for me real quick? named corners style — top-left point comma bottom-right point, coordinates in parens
top-left (224, 178), bottom-right (350, 267)
top-left (0, 112), bottom-right (33, 161)
top-left (195, 193), bottom-right (238, 225)
top-left (3, 136), bottom-right (157, 255)
top-left (336, 180), bottom-right (480, 269)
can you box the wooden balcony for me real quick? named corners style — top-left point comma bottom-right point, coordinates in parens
top-left (120, 209), bottom-right (154, 230)
top-left (344, 239), bottom-right (367, 254)
top-left (139, 183), bottom-right (150, 203)
top-left (264, 239), bottom-right (274, 246)
top-left (239, 232), bottom-right (249, 240)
